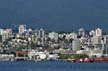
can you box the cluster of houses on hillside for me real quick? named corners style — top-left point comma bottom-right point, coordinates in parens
top-left (0, 25), bottom-right (108, 61)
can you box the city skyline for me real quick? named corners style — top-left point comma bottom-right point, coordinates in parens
top-left (0, 24), bottom-right (107, 33)
top-left (0, 1), bottom-right (108, 71)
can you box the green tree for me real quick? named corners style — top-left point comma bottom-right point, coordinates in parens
top-left (73, 54), bottom-right (89, 58)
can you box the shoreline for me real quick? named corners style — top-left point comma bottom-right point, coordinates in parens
top-left (0, 58), bottom-right (108, 63)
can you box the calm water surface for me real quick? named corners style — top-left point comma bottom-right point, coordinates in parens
top-left (0, 61), bottom-right (108, 71)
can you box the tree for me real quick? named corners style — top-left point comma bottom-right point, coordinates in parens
top-left (73, 54), bottom-right (89, 58)
top-left (59, 54), bottom-right (73, 59)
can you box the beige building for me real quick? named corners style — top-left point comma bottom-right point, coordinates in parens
top-left (72, 39), bottom-right (81, 50)
top-left (91, 36), bottom-right (102, 45)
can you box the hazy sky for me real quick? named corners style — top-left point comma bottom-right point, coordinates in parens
top-left (0, 0), bottom-right (108, 31)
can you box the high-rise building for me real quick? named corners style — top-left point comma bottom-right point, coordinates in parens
top-left (0, 29), bottom-right (3, 35)
top-left (19, 25), bottom-right (26, 34)
top-left (72, 39), bottom-right (81, 50)
top-left (37, 29), bottom-right (45, 45)
top-left (78, 28), bottom-right (85, 37)
top-left (95, 28), bottom-right (102, 36)
top-left (38, 29), bottom-right (45, 38)
top-left (2, 29), bottom-right (12, 41)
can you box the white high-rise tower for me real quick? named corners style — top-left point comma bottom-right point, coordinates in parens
top-left (19, 25), bottom-right (26, 34)
top-left (95, 28), bottom-right (102, 36)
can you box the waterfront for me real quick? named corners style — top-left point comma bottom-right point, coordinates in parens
top-left (0, 61), bottom-right (108, 71)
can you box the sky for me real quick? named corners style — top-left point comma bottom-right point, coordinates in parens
top-left (0, 0), bottom-right (108, 32)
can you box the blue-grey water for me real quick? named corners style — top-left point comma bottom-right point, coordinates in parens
top-left (0, 0), bottom-right (108, 31)
top-left (0, 61), bottom-right (108, 71)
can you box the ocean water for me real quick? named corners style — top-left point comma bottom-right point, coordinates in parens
top-left (0, 61), bottom-right (108, 71)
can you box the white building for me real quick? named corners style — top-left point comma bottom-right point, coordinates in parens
top-left (78, 28), bottom-right (85, 36)
top-left (38, 29), bottom-right (45, 38)
top-left (37, 29), bottom-right (45, 45)
top-left (2, 29), bottom-right (12, 41)
top-left (28, 50), bottom-right (47, 60)
top-left (65, 34), bottom-right (70, 40)
top-left (49, 32), bottom-right (58, 41)
top-left (69, 32), bottom-right (77, 40)
top-left (19, 25), bottom-right (26, 34)
top-left (58, 34), bottom-right (64, 39)
top-left (65, 33), bottom-right (77, 40)
top-left (0, 29), bottom-right (3, 35)
top-left (89, 50), bottom-right (103, 57)
top-left (95, 28), bottom-right (102, 36)
top-left (89, 30), bottom-right (95, 36)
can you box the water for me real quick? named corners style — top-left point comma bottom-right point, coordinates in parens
top-left (0, 61), bottom-right (108, 71)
